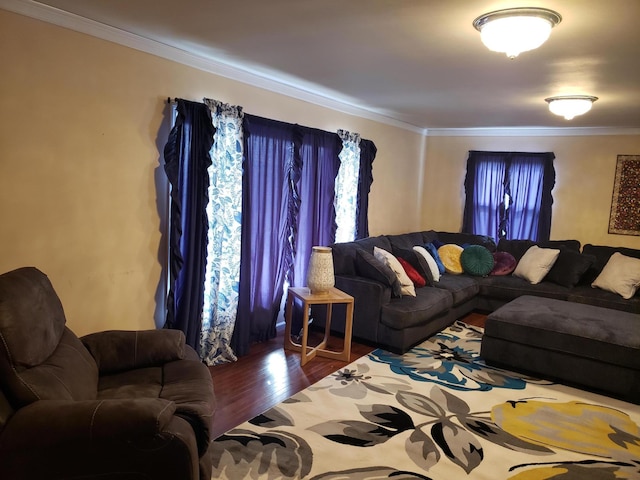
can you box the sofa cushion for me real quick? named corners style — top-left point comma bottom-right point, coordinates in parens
top-left (413, 246), bottom-right (440, 282)
top-left (380, 287), bottom-right (453, 330)
top-left (591, 252), bottom-right (640, 299)
top-left (392, 246), bottom-right (434, 286)
top-left (497, 239), bottom-right (536, 261)
top-left (568, 285), bottom-right (640, 314)
top-left (545, 249), bottom-right (595, 288)
top-left (386, 232), bottom-right (426, 251)
top-left (461, 245), bottom-right (495, 276)
top-left (434, 231), bottom-right (497, 252)
top-left (438, 244), bottom-right (464, 275)
top-left (374, 247), bottom-right (416, 297)
top-left (513, 245), bottom-right (560, 284)
top-left (398, 257), bottom-right (426, 287)
top-left (424, 243), bottom-right (445, 274)
top-left (581, 244), bottom-right (640, 285)
top-left (490, 251), bottom-right (517, 276)
top-left (331, 236), bottom-right (393, 276)
top-left (434, 274), bottom-right (480, 306)
top-left (354, 249), bottom-right (400, 296)
top-left (475, 275), bottom-right (570, 303)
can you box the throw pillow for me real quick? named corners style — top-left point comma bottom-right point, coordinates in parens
top-left (513, 245), bottom-right (560, 284)
top-left (545, 249), bottom-right (595, 288)
top-left (392, 246), bottom-right (434, 286)
top-left (398, 257), bottom-right (426, 288)
top-left (490, 251), bottom-right (517, 276)
top-left (413, 246), bottom-right (440, 282)
top-left (424, 242), bottom-right (445, 274)
top-left (437, 244), bottom-right (464, 275)
top-left (460, 245), bottom-right (495, 276)
top-left (374, 247), bottom-right (416, 297)
top-left (591, 252), bottom-right (640, 299)
top-left (354, 249), bottom-right (401, 297)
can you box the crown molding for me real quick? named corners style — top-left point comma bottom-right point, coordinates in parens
top-left (0, 0), bottom-right (425, 134)
top-left (2, 0), bottom-right (638, 138)
top-left (425, 127), bottom-right (640, 137)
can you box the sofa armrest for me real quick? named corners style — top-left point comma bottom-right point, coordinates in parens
top-left (0, 398), bottom-right (176, 450)
top-left (81, 329), bottom-right (186, 374)
top-left (335, 275), bottom-right (391, 344)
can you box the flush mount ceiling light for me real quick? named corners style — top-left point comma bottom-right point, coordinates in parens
top-left (473, 7), bottom-right (562, 59)
top-left (545, 95), bottom-right (599, 120)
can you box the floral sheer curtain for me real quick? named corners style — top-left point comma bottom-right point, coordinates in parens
top-left (200, 99), bottom-right (244, 365)
top-left (335, 130), bottom-right (361, 243)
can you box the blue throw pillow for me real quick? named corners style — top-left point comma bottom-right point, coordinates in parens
top-left (424, 243), bottom-right (445, 274)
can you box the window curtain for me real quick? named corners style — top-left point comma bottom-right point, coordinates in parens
top-left (199, 99), bottom-right (244, 365)
top-left (335, 130), bottom-right (361, 243)
top-left (290, 127), bottom-right (342, 288)
top-left (162, 99), bottom-right (214, 351)
top-left (462, 152), bottom-right (507, 240)
top-left (232, 115), bottom-right (300, 356)
top-left (462, 151), bottom-right (555, 242)
top-left (355, 139), bottom-right (377, 239)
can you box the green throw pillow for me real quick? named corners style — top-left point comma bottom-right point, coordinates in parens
top-left (460, 245), bottom-right (495, 276)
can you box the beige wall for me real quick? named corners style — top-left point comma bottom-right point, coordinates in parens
top-left (0, 11), bottom-right (424, 336)
top-left (422, 135), bottom-right (640, 249)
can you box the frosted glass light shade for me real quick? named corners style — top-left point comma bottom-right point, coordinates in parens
top-left (473, 8), bottom-right (561, 59)
top-left (545, 96), bottom-right (598, 120)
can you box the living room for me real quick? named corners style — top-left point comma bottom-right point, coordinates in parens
top-left (2, 2), bottom-right (639, 340)
top-left (2, 2), bottom-right (640, 478)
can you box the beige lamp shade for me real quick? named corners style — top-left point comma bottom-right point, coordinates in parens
top-left (307, 246), bottom-right (334, 294)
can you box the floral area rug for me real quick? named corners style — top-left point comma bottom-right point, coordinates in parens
top-left (210, 321), bottom-right (640, 479)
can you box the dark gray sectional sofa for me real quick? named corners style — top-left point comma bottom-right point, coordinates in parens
top-left (328, 230), bottom-right (640, 354)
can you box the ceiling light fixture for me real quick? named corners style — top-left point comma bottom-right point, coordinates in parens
top-left (473, 7), bottom-right (562, 59)
top-left (545, 95), bottom-right (599, 120)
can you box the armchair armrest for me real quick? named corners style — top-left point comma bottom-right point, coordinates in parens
top-left (81, 329), bottom-right (186, 374)
top-left (0, 398), bottom-right (176, 450)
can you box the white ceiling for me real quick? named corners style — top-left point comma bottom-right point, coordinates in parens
top-left (8, 0), bottom-right (640, 131)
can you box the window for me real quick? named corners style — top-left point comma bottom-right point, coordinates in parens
top-left (462, 151), bottom-right (555, 242)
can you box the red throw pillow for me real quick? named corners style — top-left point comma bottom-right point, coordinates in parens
top-left (398, 257), bottom-right (426, 287)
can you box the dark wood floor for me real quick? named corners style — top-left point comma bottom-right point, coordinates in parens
top-left (208, 312), bottom-right (487, 438)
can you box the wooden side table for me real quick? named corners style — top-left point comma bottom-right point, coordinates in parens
top-left (284, 286), bottom-right (354, 366)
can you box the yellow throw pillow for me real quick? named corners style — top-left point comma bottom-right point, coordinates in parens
top-left (437, 244), bottom-right (464, 275)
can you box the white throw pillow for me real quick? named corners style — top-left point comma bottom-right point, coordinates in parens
top-left (592, 252), bottom-right (640, 299)
top-left (513, 245), bottom-right (560, 284)
top-left (374, 247), bottom-right (416, 296)
top-left (413, 245), bottom-right (440, 282)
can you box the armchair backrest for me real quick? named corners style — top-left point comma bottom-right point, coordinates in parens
top-left (0, 267), bottom-right (98, 411)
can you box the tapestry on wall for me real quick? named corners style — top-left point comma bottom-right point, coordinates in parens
top-left (608, 154), bottom-right (640, 236)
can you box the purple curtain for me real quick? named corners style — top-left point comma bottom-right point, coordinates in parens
top-left (462, 152), bottom-right (507, 240)
top-left (232, 115), bottom-right (299, 355)
top-left (509, 153), bottom-right (555, 241)
top-left (462, 151), bottom-right (555, 242)
top-left (290, 127), bottom-right (342, 287)
top-left (163, 99), bottom-right (214, 351)
top-left (355, 139), bottom-right (377, 239)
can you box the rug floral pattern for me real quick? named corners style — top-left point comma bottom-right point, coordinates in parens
top-left (211, 321), bottom-right (640, 479)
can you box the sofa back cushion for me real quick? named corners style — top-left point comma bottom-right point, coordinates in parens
top-left (581, 244), bottom-right (640, 285)
top-left (331, 236), bottom-right (392, 276)
top-left (0, 267), bottom-right (98, 408)
top-left (435, 232), bottom-right (497, 252)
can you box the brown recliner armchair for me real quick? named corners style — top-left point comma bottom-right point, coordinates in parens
top-left (0, 267), bottom-right (216, 480)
